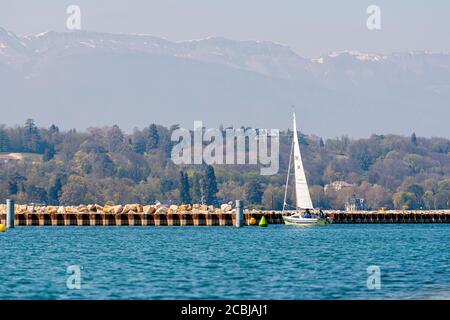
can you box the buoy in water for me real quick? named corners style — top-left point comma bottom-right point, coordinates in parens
top-left (249, 217), bottom-right (257, 225)
top-left (0, 224), bottom-right (6, 232)
top-left (259, 216), bottom-right (268, 228)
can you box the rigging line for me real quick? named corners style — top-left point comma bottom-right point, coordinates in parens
top-left (282, 136), bottom-right (294, 212)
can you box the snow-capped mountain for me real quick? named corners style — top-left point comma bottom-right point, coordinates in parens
top-left (1, 27), bottom-right (449, 137)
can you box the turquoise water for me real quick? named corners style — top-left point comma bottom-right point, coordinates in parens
top-left (1, 225), bottom-right (450, 300)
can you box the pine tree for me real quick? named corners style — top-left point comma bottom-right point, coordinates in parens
top-left (147, 124), bottom-right (159, 150)
top-left (132, 136), bottom-right (146, 154)
top-left (411, 132), bottom-right (418, 146)
top-left (43, 145), bottom-right (56, 161)
top-left (48, 177), bottom-right (63, 205)
top-left (202, 165), bottom-right (218, 205)
top-left (319, 138), bottom-right (325, 148)
top-left (179, 171), bottom-right (192, 204)
top-left (23, 119), bottom-right (42, 153)
top-left (0, 128), bottom-right (10, 152)
top-left (49, 124), bottom-right (59, 134)
top-left (191, 172), bottom-right (203, 203)
top-left (245, 179), bottom-right (264, 205)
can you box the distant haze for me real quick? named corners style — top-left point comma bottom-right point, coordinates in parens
top-left (1, 27), bottom-right (450, 138)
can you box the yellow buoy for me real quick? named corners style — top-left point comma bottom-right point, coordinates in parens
top-left (0, 224), bottom-right (6, 233)
top-left (249, 217), bottom-right (257, 225)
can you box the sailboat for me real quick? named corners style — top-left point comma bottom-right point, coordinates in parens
top-left (282, 112), bottom-right (331, 226)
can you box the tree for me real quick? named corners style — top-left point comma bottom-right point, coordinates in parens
top-left (48, 177), bottom-right (63, 205)
top-left (245, 179), bottom-right (264, 205)
top-left (191, 172), bottom-right (203, 203)
top-left (405, 184), bottom-right (424, 208)
top-left (202, 165), bottom-right (218, 205)
top-left (23, 119), bottom-right (42, 153)
top-left (43, 145), bottom-right (56, 161)
top-left (108, 125), bottom-right (124, 152)
top-left (319, 138), bottom-right (325, 148)
top-left (411, 132), bottom-right (418, 146)
top-left (393, 192), bottom-right (417, 210)
top-left (179, 171), bottom-right (191, 204)
top-left (348, 140), bottom-right (380, 171)
top-left (132, 135), bottom-right (146, 154)
top-left (422, 191), bottom-right (435, 210)
top-left (147, 124), bottom-right (159, 150)
top-left (365, 184), bottom-right (391, 209)
top-left (0, 128), bottom-right (10, 152)
top-left (261, 185), bottom-right (285, 210)
top-left (309, 185), bottom-right (329, 209)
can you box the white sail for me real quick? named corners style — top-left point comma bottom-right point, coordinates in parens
top-left (292, 112), bottom-right (314, 210)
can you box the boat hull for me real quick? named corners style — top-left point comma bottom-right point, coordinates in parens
top-left (283, 216), bottom-right (331, 227)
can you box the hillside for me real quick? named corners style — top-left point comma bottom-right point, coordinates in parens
top-left (0, 120), bottom-right (449, 210)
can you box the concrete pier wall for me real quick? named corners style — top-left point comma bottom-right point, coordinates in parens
top-left (1, 209), bottom-right (450, 226)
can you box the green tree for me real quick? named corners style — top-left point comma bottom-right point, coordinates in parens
top-left (43, 145), bottom-right (56, 161)
top-left (179, 171), bottom-right (192, 204)
top-left (393, 192), bottom-right (417, 210)
top-left (147, 124), bottom-right (159, 150)
top-left (422, 191), bottom-right (435, 210)
top-left (411, 132), bottom-right (418, 146)
top-left (132, 135), bottom-right (146, 154)
top-left (191, 172), bottom-right (203, 203)
top-left (0, 128), bottom-right (10, 152)
top-left (202, 165), bottom-right (218, 205)
top-left (262, 185), bottom-right (285, 210)
top-left (23, 119), bottom-right (42, 153)
top-left (48, 177), bottom-right (63, 205)
top-left (245, 179), bottom-right (264, 205)
top-left (319, 138), bottom-right (325, 148)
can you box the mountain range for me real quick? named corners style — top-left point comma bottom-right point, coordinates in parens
top-left (1, 27), bottom-right (449, 137)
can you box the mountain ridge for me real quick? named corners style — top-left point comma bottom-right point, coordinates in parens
top-left (1, 27), bottom-right (449, 138)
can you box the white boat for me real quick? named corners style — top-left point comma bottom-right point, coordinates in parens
top-left (282, 112), bottom-right (330, 226)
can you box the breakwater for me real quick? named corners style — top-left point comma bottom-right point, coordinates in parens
top-left (1, 204), bottom-right (450, 226)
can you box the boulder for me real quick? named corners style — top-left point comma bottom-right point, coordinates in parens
top-left (103, 205), bottom-right (112, 213)
top-left (57, 206), bottom-right (66, 214)
top-left (123, 204), bottom-right (141, 213)
top-left (143, 205), bottom-right (156, 214)
top-left (156, 207), bottom-right (168, 214)
top-left (169, 205), bottom-right (178, 211)
top-left (47, 207), bottom-right (57, 214)
top-left (221, 204), bottom-right (232, 212)
top-left (112, 205), bottom-right (123, 214)
top-left (78, 205), bottom-right (89, 213)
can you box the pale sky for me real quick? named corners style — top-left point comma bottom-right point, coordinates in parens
top-left (1, 0), bottom-right (449, 57)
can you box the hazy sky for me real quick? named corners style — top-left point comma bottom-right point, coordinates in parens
top-left (1, 0), bottom-right (449, 57)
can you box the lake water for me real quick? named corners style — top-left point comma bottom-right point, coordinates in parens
top-left (1, 225), bottom-right (450, 300)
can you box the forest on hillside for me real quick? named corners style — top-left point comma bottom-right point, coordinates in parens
top-left (0, 119), bottom-right (449, 210)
